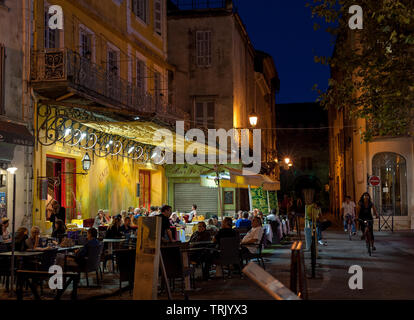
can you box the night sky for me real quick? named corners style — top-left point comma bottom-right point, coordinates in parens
top-left (234, 0), bottom-right (336, 104)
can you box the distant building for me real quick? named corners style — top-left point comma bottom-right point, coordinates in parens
top-left (276, 103), bottom-right (329, 209)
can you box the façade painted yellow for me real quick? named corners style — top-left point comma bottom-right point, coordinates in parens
top-left (34, 0), bottom-right (170, 90)
top-left (33, 137), bottom-right (167, 232)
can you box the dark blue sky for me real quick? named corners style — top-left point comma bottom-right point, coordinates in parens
top-left (234, 0), bottom-right (336, 104)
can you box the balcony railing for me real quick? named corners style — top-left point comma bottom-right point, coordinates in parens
top-left (31, 49), bottom-right (189, 123)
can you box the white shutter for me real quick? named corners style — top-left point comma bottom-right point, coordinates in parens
top-left (154, 0), bottom-right (162, 35)
top-left (174, 183), bottom-right (218, 216)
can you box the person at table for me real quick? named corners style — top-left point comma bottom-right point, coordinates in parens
top-left (170, 212), bottom-right (184, 227)
top-left (149, 206), bottom-right (158, 217)
top-left (133, 208), bottom-right (142, 219)
top-left (158, 205), bottom-right (174, 242)
top-left (67, 227), bottom-right (100, 270)
top-left (52, 219), bottom-right (66, 243)
top-left (235, 212), bottom-right (252, 229)
top-left (103, 210), bottom-right (112, 224)
top-left (0, 217), bottom-right (10, 241)
top-left (14, 227), bottom-right (29, 251)
top-left (188, 204), bottom-right (197, 223)
top-left (213, 217), bottom-right (238, 244)
top-left (206, 218), bottom-right (219, 232)
top-left (92, 209), bottom-right (105, 229)
top-left (189, 222), bottom-right (211, 243)
top-left (241, 217), bottom-right (264, 255)
top-left (105, 216), bottom-right (123, 239)
top-left (266, 209), bottom-right (277, 222)
top-left (212, 215), bottom-right (221, 229)
top-left (49, 200), bottom-right (66, 231)
top-left (120, 216), bottom-right (133, 235)
top-left (25, 226), bottom-right (42, 250)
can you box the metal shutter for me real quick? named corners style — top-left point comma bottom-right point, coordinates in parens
top-left (174, 183), bottom-right (217, 216)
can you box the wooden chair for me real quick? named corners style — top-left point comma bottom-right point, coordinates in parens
top-left (115, 249), bottom-right (136, 295)
top-left (214, 236), bottom-right (242, 279)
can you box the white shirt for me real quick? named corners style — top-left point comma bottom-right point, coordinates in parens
top-left (188, 210), bottom-right (197, 222)
top-left (241, 226), bottom-right (264, 254)
top-left (266, 214), bottom-right (277, 222)
top-left (342, 201), bottom-right (356, 218)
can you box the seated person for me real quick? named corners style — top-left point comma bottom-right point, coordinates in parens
top-left (51, 219), bottom-right (66, 243)
top-left (105, 216), bottom-right (123, 239)
top-left (26, 226), bottom-right (41, 250)
top-left (120, 216), bottom-right (133, 235)
top-left (235, 211), bottom-right (252, 229)
top-left (170, 212), bottom-right (184, 227)
top-left (0, 218), bottom-right (10, 241)
top-left (93, 209), bottom-right (105, 229)
top-left (67, 228), bottom-right (100, 270)
top-left (266, 209), bottom-right (278, 222)
top-left (241, 217), bottom-right (264, 255)
top-left (211, 215), bottom-right (221, 229)
top-left (189, 222), bottom-right (211, 243)
top-left (206, 218), bottom-right (219, 232)
top-left (213, 217), bottom-right (238, 244)
top-left (158, 205), bottom-right (174, 242)
top-left (14, 227), bottom-right (29, 251)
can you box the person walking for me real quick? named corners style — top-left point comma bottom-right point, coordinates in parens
top-left (342, 196), bottom-right (356, 235)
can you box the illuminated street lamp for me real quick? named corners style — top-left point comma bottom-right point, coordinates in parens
top-left (248, 112), bottom-right (258, 127)
top-left (284, 158), bottom-right (290, 165)
top-left (82, 153), bottom-right (92, 171)
top-left (6, 167), bottom-right (17, 296)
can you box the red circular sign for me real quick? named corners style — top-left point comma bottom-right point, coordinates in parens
top-left (369, 176), bottom-right (380, 186)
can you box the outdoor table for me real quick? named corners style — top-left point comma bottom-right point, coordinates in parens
top-left (103, 239), bottom-right (127, 272)
top-left (0, 251), bottom-right (44, 257)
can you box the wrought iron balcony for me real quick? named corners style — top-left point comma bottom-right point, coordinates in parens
top-left (30, 49), bottom-right (189, 124)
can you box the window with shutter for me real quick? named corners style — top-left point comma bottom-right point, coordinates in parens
top-left (107, 48), bottom-right (119, 76)
top-left (136, 58), bottom-right (145, 95)
top-left (0, 44), bottom-right (4, 115)
top-left (132, 0), bottom-right (148, 24)
top-left (195, 101), bottom-right (215, 129)
top-left (154, 70), bottom-right (161, 104)
top-left (80, 29), bottom-right (93, 60)
top-left (154, 0), bottom-right (162, 35)
top-left (196, 31), bottom-right (211, 67)
top-left (44, 9), bottom-right (59, 48)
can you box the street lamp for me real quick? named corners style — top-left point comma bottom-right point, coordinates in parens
top-left (284, 158), bottom-right (290, 165)
top-left (82, 153), bottom-right (92, 171)
top-left (248, 112), bottom-right (258, 127)
top-left (6, 167), bottom-right (17, 296)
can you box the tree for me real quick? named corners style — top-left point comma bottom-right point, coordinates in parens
top-left (308, 0), bottom-right (414, 141)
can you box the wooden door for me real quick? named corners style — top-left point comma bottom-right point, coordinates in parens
top-left (139, 171), bottom-right (151, 210)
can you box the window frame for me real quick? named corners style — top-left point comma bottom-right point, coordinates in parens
top-left (153, 0), bottom-right (162, 36)
top-left (196, 30), bottom-right (212, 67)
top-left (79, 24), bottom-right (95, 62)
top-left (107, 42), bottom-right (120, 77)
top-left (194, 100), bottom-right (215, 129)
top-left (131, 0), bottom-right (149, 25)
top-left (44, 3), bottom-right (62, 49)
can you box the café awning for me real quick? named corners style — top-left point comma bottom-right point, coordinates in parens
top-left (81, 120), bottom-right (225, 156)
top-left (200, 166), bottom-right (280, 190)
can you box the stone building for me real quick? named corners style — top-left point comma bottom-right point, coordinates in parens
top-left (0, 0), bottom-right (34, 229)
top-left (166, 0), bottom-right (280, 215)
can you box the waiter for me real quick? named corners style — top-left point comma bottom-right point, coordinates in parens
top-left (49, 200), bottom-right (66, 231)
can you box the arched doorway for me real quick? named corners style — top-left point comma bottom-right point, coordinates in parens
top-left (372, 152), bottom-right (408, 218)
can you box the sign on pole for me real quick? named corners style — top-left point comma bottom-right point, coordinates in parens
top-left (368, 175), bottom-right (381, 187)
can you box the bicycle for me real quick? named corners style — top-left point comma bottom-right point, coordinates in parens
top-left (358, 219), bottom-right (374, 256)
top-left (345, 214), bottom-right (355, 241)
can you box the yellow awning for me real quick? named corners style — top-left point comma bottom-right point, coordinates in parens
top-left (81, 120), bottom-right (225, 156)
top-left (200, 166), bottom-right (280, 190)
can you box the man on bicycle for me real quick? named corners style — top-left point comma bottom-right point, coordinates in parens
top-left (357, 192), bottom-right (379, 251)
top-left (342, 196), bottom-right (356, 235)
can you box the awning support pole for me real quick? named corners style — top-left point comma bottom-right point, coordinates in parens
top-left (267, 190), bottom-right (270, 214)
top-left (248, 185), bottom-right (252, 212)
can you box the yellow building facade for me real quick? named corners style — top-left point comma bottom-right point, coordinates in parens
top-left (31, 0), bottom-right (174, 231)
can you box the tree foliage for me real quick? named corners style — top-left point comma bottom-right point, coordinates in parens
top-left (308, 0), bottom-right (414, 141)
